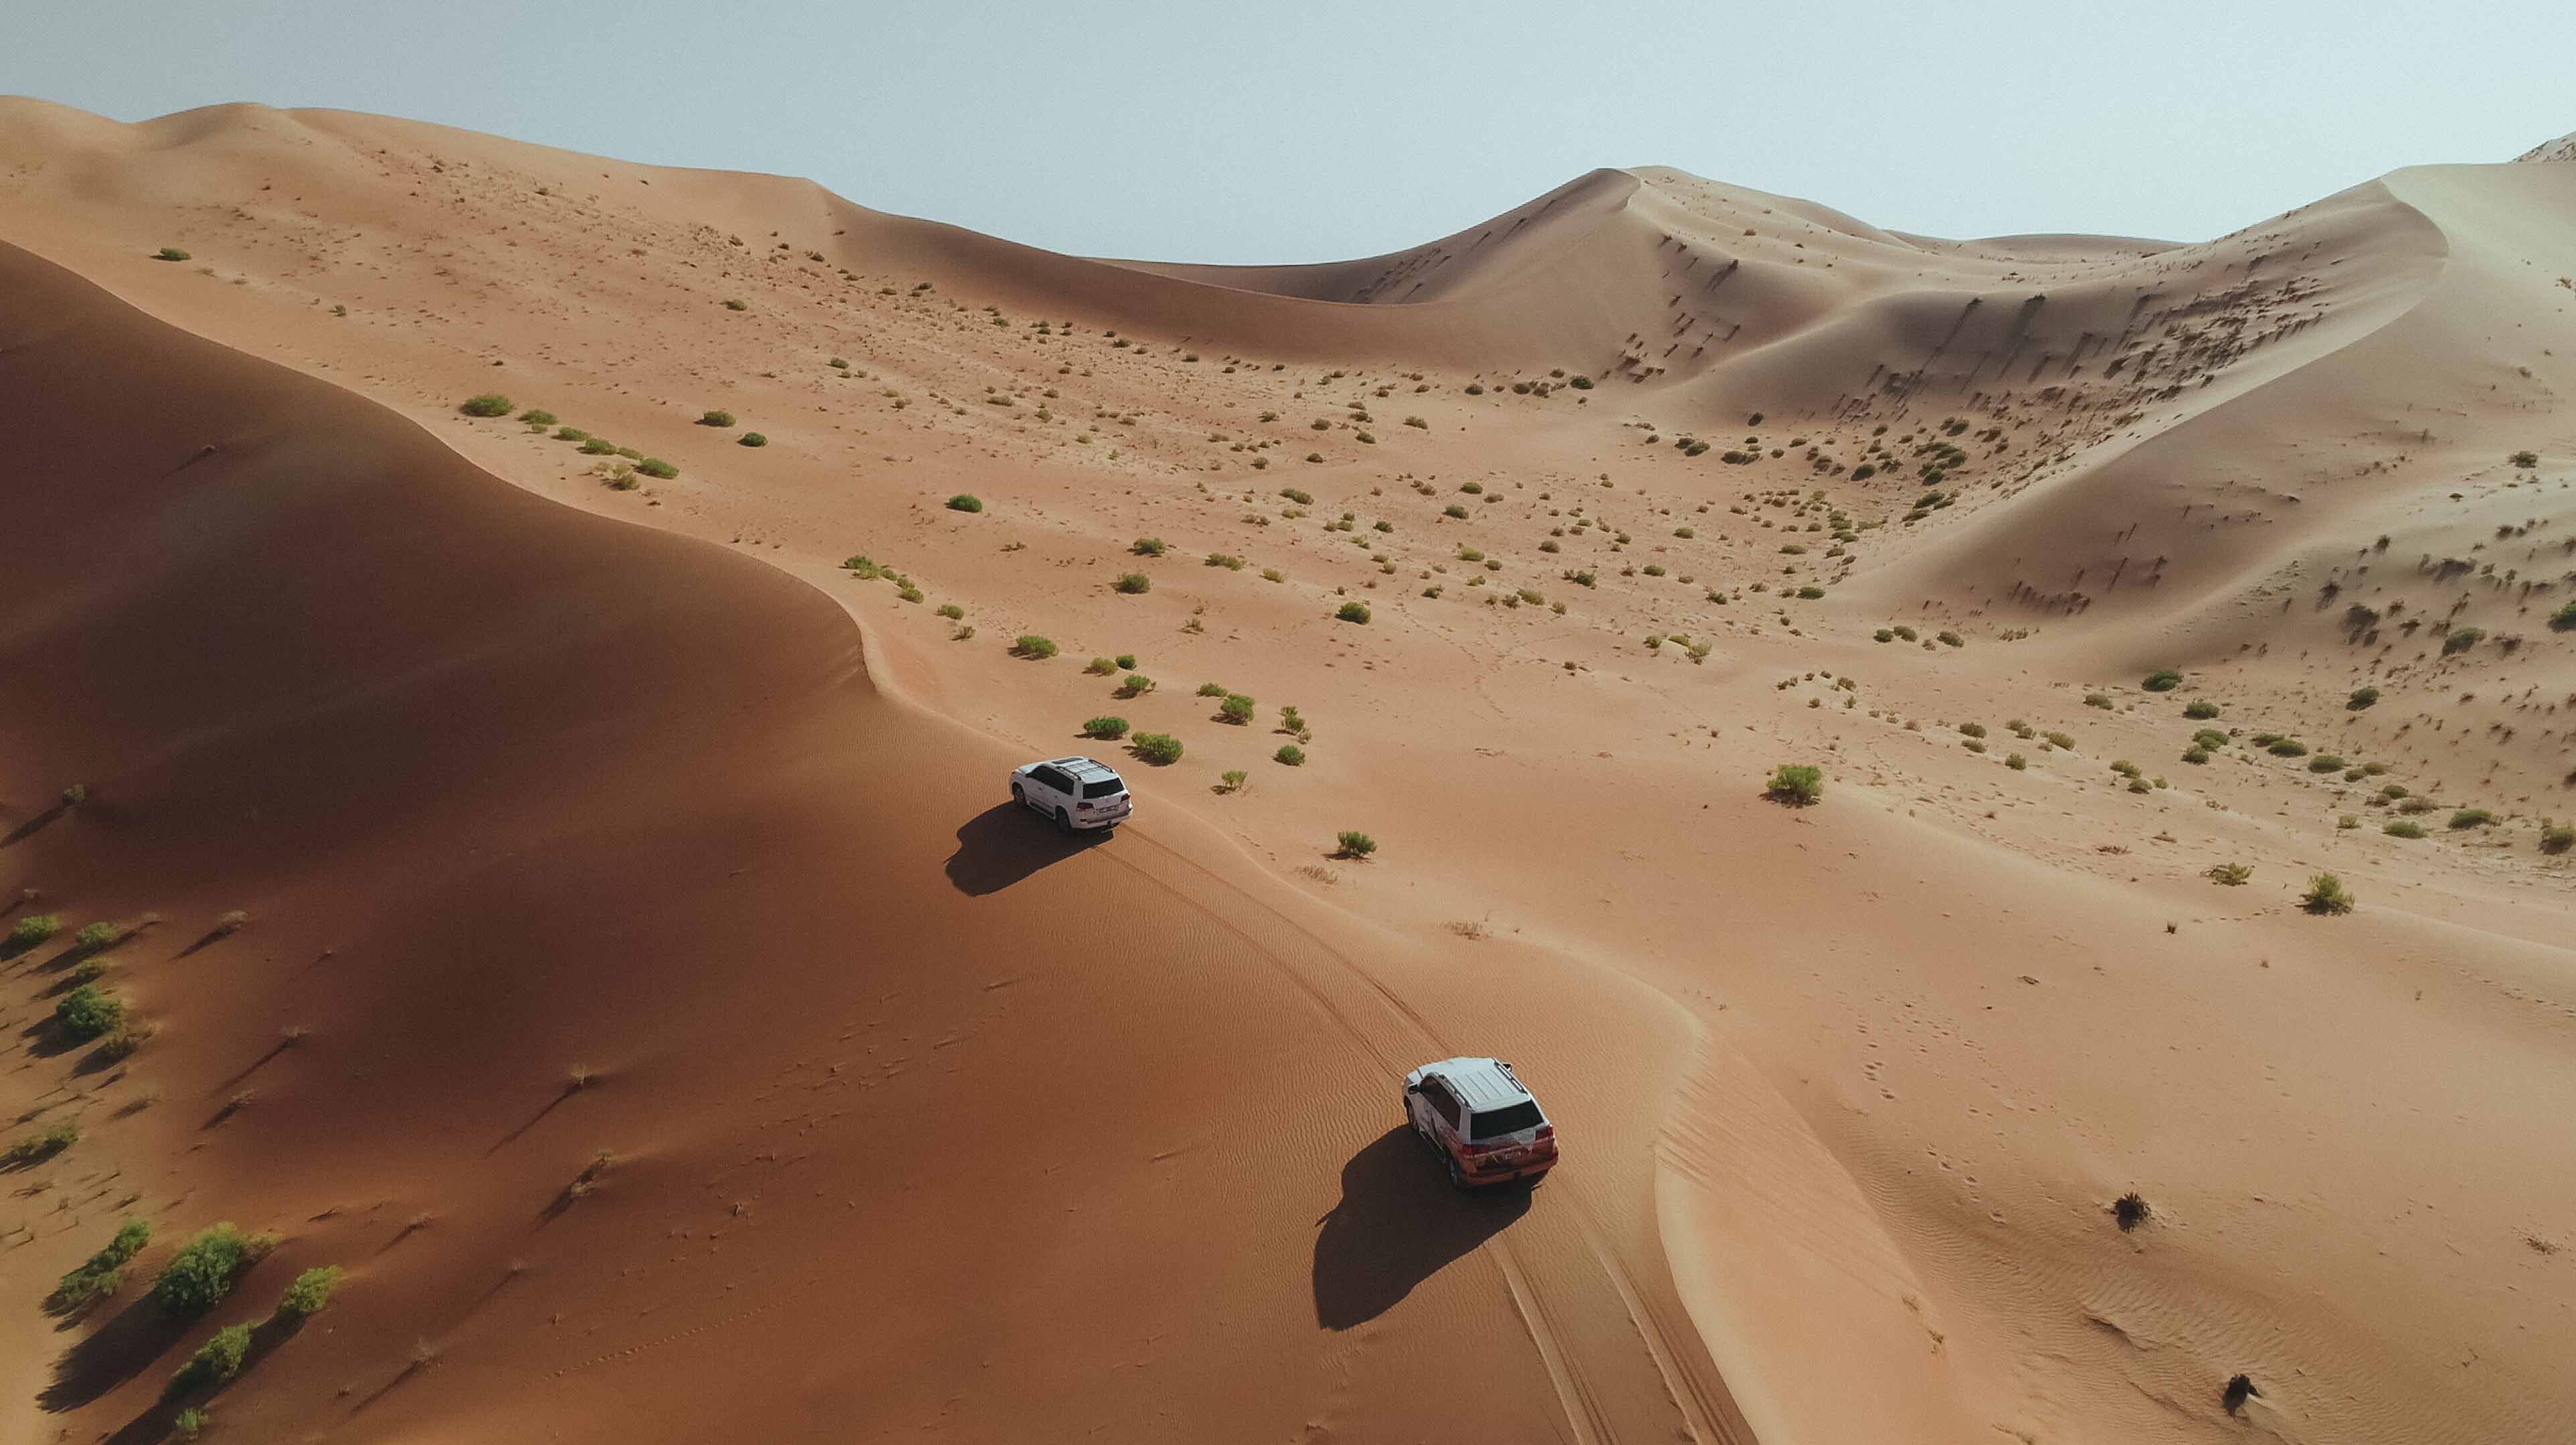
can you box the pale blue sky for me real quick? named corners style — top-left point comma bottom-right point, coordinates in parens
top-left (8, 1), bottom-right (2569, 263)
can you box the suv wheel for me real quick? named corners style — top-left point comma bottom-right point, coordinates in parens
top-left (1011, 784), bottom-right (1027, 809)
top-left (1054, 807), bottom-right (1074, 836)
top-left (1445, 1153), bottom-right (1470, 1191)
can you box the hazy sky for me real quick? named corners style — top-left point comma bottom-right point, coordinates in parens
top-left (9, 2), bottom-right (2571, 263)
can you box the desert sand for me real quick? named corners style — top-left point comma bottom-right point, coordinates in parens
top-left (2, 98), bottom-right (2572, 1444)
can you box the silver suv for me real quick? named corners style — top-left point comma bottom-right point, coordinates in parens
top-left (1404, 1057), bottom-right (1558, 1189)
top-left (1010, 756), bottom-right (1133, 834)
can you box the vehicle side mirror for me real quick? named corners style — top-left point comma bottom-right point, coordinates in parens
top-left (1404, 1082), bottom-right (1420, 1093)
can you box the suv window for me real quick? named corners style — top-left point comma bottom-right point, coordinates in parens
top-left (1470, 1102), bottom-right (1544, 1139)
top-left (1081, 779), bottom-right (1124, 799)
top-left (1033, 767), bottom-right (1070, 791)
top-left (1424, 1080), bottom-right (1464, 1129)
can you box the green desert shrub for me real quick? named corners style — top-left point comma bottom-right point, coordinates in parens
top-left (1336, 601), bottom-right (1371, 623)
top-left (2005, 753), bottom-right (2027, 770)
top-left (739, 431), bottom-right (768, 447)
top-left (1275, 744), bottom-right (1306, 766)
top-left (698, 409), bottom-right (735, 427)
top-left (1334, 831), bottom-right (1378, 859)
top-left (49, 1219), bottom-right (151, 1312)
top-left (1131, 537), bottom-right (1168, 557)
top-left (2384, 819), bottom-right (2426, 838)
top-left (1766, 763), bottom-right (1824, 806)
top-left (1130, 732), bottom-right (1184, 765)
top-left (2043, 731), bottom-right (2076, 751)
top-left (1011, 635), bottom-right (1058, 660)
top-left (2084, 693), bottom-right (2113, 709)
top-left (153, 1224), bottom-right (278, 1321)
top-left (2205, 862), bottom-right (2253, 886)
top-left (74, 921), bottom-right (119, 952)
top-left (2449, 807), bottom-right (2495, 829)
top-left (2183, 747), bottom-right (2211, 765)
top-left (1219, 769), bottom-right (1249, 792)
top-left (579, 436), bottom-right (618, 455)
top-left (634, 458), bottom-right (678, 479)
top-left (54, 984), bottom-right (123, 1042)
top-left (10, 912), bottom-right (62, 948)
top-left (2541, 824), bottom-right (2575, 854)
top-left (1114, 573), bottom-right (1152, 595)
top-left (2442, 626), bottom-right (2482, 655)
top-left (1218, 693), bottom-right (1256, 724)
top-left (2347, 686), bottom-right (2380, 710)
top-left (946, 494), bottom-right (983, 512)
top-left (2301, 873), bottom-right (2355, 914)
top-left (2550, 600), bottom-right (2576, 632)
top-left (935, 603), bottom-right (963, 620)
top-left (154, 246), bottom-right (191, 262)
top-left (276, 1264), bottom-right (344, 1319)
top-left (1206, 553), bottom-right (1246, 569)
top-left (519, 409), bottom-right (557, 427)
top-left (171, 1323), bottom-right (252, 1391)
top-left (2268, 738), bottom-right (2309, 757)
top-left (1120, 673), bottom-right (1156, 696)
top-left (1085, 656), bottom-right (1119, 675)
top-left (2192, 729), bottom-right (2229, 751)
top-left (1083, 716), bottom-right (1129, 740)
top-left (2141, 669), bottom-right (2182, 692)
top-left (2183, 698), bottom-right (2220, 719)
top-left (2309, 755), bottom-right (2347, 773)
top-left (458, 394), bottom-right (514, 417)
top-left (5, 1117), bottom-right (80, 1167)
top-left (1278, 488), bottom-right (1313, 506)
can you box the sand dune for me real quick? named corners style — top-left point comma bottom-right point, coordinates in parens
top-left (5, 98), bottom-right (2574, 1444)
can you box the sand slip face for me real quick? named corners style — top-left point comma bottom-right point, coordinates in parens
top-left (4, 98), bottom-right (2575, 1444)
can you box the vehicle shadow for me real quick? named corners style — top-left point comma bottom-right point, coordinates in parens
top-left (942, 802), bottom-right (1104, 896)
top-left (1311, 1125), bottom-right (1531, 1330)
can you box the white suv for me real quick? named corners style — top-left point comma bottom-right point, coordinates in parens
top-left (1010, 756), bottom-right (1133, 834)
top-left (1404, 1057), bottom-right (1558, 1189)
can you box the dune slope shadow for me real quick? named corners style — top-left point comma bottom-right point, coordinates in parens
top-left (1312, 1125), bottom-right (1531, 1330)
top-left (943, 801), bottom-right (1103, 896)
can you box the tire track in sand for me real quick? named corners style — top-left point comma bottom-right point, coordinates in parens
top-left (1100, 824), bottom-right (1756, 1445)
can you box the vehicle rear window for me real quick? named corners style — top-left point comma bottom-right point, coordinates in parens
top-left (1471, 1102), bottom-right (1543, 1139)
top-left (1081, 779), bottom-right (1125, 799)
